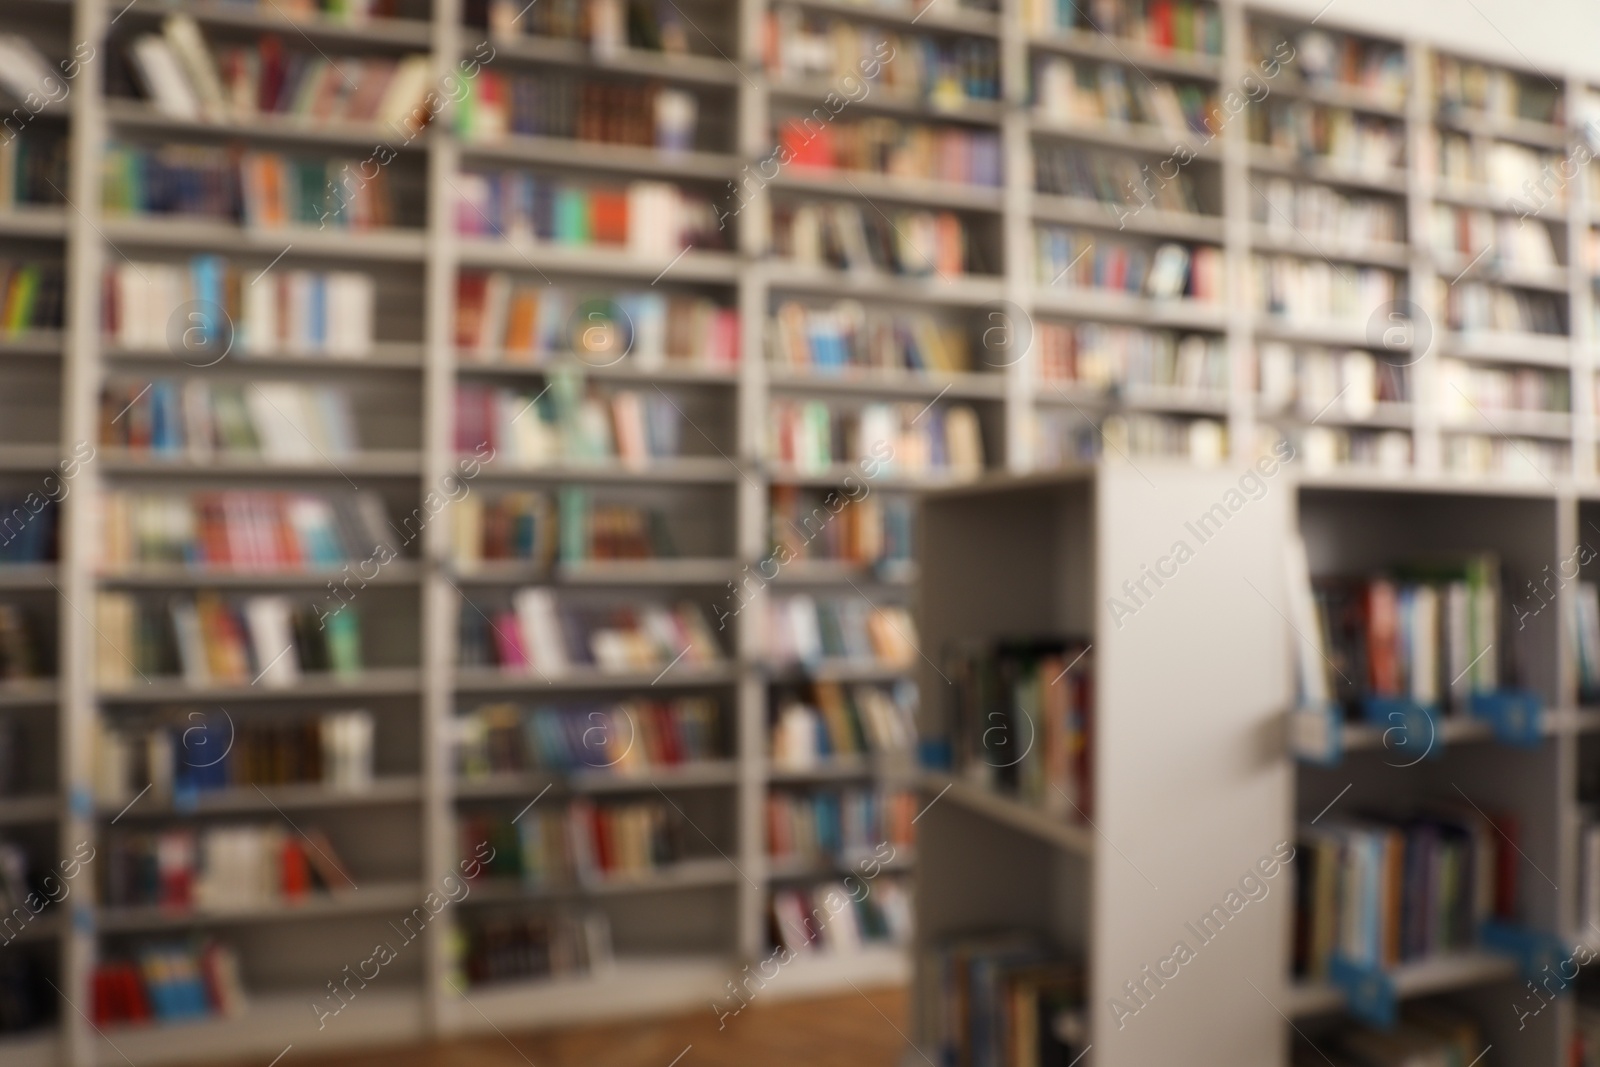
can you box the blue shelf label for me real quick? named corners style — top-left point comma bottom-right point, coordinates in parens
top-left (1290, 704), bottom-right (1343, 765)
top-left (1481, 921), bottom-right (1566, 985)
top-left (1328, 955), bottom-right (1397, 1029)
top-left (1469, 691), bottom-right (1543, 746)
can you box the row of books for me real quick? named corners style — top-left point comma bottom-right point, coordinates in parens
top-left (1435, 135), bottom-right (1565, 202)
top-left (0, 133), bottom-right (67, 212)
top-left (92, 709), bottom-right (375, 803)
top-left (1037, 322), bottom-right (1227, 394)
top-left (457, 911), bottom-right (613, 988)
top-left (105, 259), bottom-right (377, 358)
top-left (1036, 229), bottom-right (1224, 303)
top-left (461, 799), bottom-right (687, 886)
top-left (774, 201), bottom-right (973, 279)
top-left (452, 697), bottom-right (722, 778)
top-left (923, 934), bottom-right (1086, 1067)
top-left (1021, 0), bottom-right (1221, 53)
top-left (1255, 178), bottom-right (1404, 245)
top-left (1035, 141), bottom-right (1205, 215)
top-left (1033, 409), bottom-right (1226, 466)
top-left (455, 274), bottom-right (739, 367)
top-left (123, 16), bottom-right (431, 131)
top-left (776, 117), bottom-right (1002, 188)
top-left (1294, 808), bottom-right (1517, 976)
top-left (454, 380), bottom-right (688, 467)
top-left (0, 604), bottom-right (46, 680)
top-left (771, 877), bottom-right (912, 954)
top-left (452, 490), bottom-right (678, 568)
top-left (765, 787), bottom-right (916, 861)
top-left (1035, 60), bottom-right (1216, 140)
top-left (1437, 359), bottom-right (1569, 417)
top-left (769, 300), bottom-right (974, 375)
top-left (1299, 559), bottom-right (1501, 712)
top-left (1256, 344), bottom-right (1410, 419)
top-left (453, 172), bottom-right (724, 257)
top-left (0, 261), bottom-right (64, 336)
top-left (94, 592), bottom-right (364, 688)
top-left (1257, 25), bottom-right (1406, 103)
top-left (771, 681), bottom-right (918, 767)
top-left (102, 144), bottom-right (398, 231)
top-left (945, 640), bottom-right (1094, 818)
top-left (1251, 102), bottom-right (1406, 178)
top-left (765, 595), bottom-right (919, 668)
top-left (767, 399), bottom-right (985, 479)
top-left (1441, 280), bottom-right (1566, 335)
top-left (1251, 256), bottom-right (1401, 326)
top-left (766, 11), bottom-right (1000, 104)
top-left (99, 490), bottom-right (392, 571)
top-left (457, 72), bottom-right (701, 153)
top-left (1434, 54), bottom-right (1561, 125)
top-left (1282, 426), bottom-right (1411, 476)
top-left (1441, 434), bottom-right (1567, 481)
top-left (769, 484), bottom-right (914, 566)
top-left (481, 0), bottom-right (692, 51)
top-left (91, 940), bottom-right (246, 1026)
top-left (247, 0), bottom-right (406, 22)
top-left (99, 379), bottom-right (362, 458)
top-left (1431, 204), bottom-right (1559, 269)
top-left (456, 591), bottom-right (722, 675)
top-left (0, 498), bottom-right (55, 564)
top-left (103, 822), bottom-right (354, 909)
top-left (1296, 1006), bottom-right (1486, 1067)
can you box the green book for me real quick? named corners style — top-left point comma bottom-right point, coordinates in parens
top-left (324, 607), bottom-right (362, 676)
top-left (557, 486), bottom-right (589, 564)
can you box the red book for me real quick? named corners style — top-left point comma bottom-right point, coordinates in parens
top-left (455, 273), bottom-right (488, 349)
top-left (282, 837), bottom-right (311, 899)
top-left (593, 806), bottom-right (614, 873)
top-left (258, 35), bottom-right (285, 115)
top-left (781, 119), bottom-right (834, 170)
top-left (492, 608), bottom-right (527, 668)
top-left (591, 189), bottom-right (629, 246)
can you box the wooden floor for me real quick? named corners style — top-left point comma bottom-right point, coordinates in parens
top-left (224, 988), bottom-right (910, 1067)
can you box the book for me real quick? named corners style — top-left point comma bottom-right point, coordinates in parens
top-left (453, 697), bottom-right (721, 778)
top-left (765, 787), bottom-right (915, 863)
top-left (457, 910), bottom-right (613, 987)
top-left (100, 379), bottom-right (362, 457)
top-left (764, 595), bottom-right (920, 669)
top-left (459, 798), bottom-right (687, 886)
top-left (776, 116), bottom-right (1002, 187)
top-left (459, 591), bottom-right (722, 676)
top-left (1036, 227), bottom-right (1223, 304)
top-left (104, 822), bottom-right (354, 909)
top-left (769, 299), bottom-right (974, 375)
top-left (765, 11), bottom-right (1000, 105)
top-left (767, 399), bottom-right (985, 478)
top-left (774, 201), bottom-right (975, 278)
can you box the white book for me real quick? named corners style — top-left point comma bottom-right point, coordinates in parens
top-left (128, 35), bottom-right (201, 120)
top-left (513, 587), bottom-right (569, 675)
top-left (1284, 532), bottom-right (1329, 706)
top-left (785, 595), bottom-right (822, 663)
top-left (246, 382), bottom-right (314, 459)
top-left (243, 271), bottom-right (280, 354)
top-left (162, 14), bottom-right (227, 121)
top-left (170, 600), bottom-right (210, 686)
top-left (1408, 584), bottom-right (1438, 706)
top-left (377, 54), bottom-right (433, 134)
top-left (815, 882), bottom-right (862, 951)
top-left (244, 595), bottom-right (298, 688)
top-left (0, 36), bottom-right (67, 114)
top-left (480, 272), bottom-right (512, 357)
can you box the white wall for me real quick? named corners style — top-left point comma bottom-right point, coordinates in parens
top-left (1252, 0), bottom-right (1600, 83)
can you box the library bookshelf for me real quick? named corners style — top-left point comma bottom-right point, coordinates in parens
top-left (0, 0), bottom-right (1598, 1064)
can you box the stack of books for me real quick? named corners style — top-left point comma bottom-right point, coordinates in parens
top-left (102, 145), bottom-right (397, 230)
top-left (1257, 178), bottom-right (1403, 244)
top-left (99, 489), bottom-right (393, 571)
top-left (453, 173), bottom-right (726, 256)
top-left (777, 117), bottom-right (1002, 187)
top-left (769, 299), bottom-right (973, 374)
top-left (455, 274), bottom-right (738, 366)
top-left (765, 787), bottom-right (916, 862)
top-left (1036, 142), bottom-right (1205, 214)
top-left (1442, 435), bottom-right (1566, 480)
top-left (764, 595), bottom-right (919, 668)
top-left (482, 0), bottom-right (692, 49)
top-left (1434, 55), bottom-right (1561, 123)
top-left (457, 71), bottom-right (701, 152)
top-left (0, 604), bottom-right (46, 679)
top-left (1295, 808), bottom-right (1517, 976)
top-left (99, 380), bottom-right (362, 458)
top-left (1038, 322), bottom-right (1227, 395)
top-left (768, 399), bottom-right (985, 478)
top-left (773, 201), bottom-right (971, 278)
top-left (92, 709), bottom-right (375, 802)
top-left (945, 640), bottom-right (1094, 818)
top-left (1251, 102), bottom-right (1404, 176)
top-left (1035, 59), bottom-right (1217, 139)
top-left (922, 933), bottom-right (1086, 1067)
top-left (121, 15), bottom-right (431, 131)
top-left (454, 380), bottom-right (687, 467)
top-left (460, 798), bottom-right (687, 886)
top-left (91, 940), bottom-right (246, 1025)
top-left (765, 12), bottom-right (1000, 105)
top-left (0, 261), bottom-right (65, 336)
top-left (1251, 256), bottom-right (1401, 326)
top-left (457, 590), bottom-right (722, 675)
top-left (768, 485), bottom-right (914, 566)
top-left (105, 257), bottom-right (376, 358)
top-left (1022, 0), bottom-right (1222, 52)
top-left (453, 697), bottom-right (722, 777)
top-left (1036, 229), bottom-right (1224, 303)
top-left (458, 911), bottom-right (614, 987)
top-left (1256, 343), bottom-right (1409, 419)
top-left (1437, 359), bottom-right (1569, 417)
top-left (1432, 205), bottom-right (1559, 269)
top-left (770, 680), bottom-right (919, 769)
top-left (104, 822), bottom-right (355, 909)
top-left (1252, 24), bottom-right (1406, 105)
top-left (94, 592), bottom-right (364, 688)
top-left (770, 877), bottom-right (913, 954)
top-left (1441, 280), bottom-right (1566, 336)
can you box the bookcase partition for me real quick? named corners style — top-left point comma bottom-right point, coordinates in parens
top-left (0, 0), bottom-right (1599, 1063)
